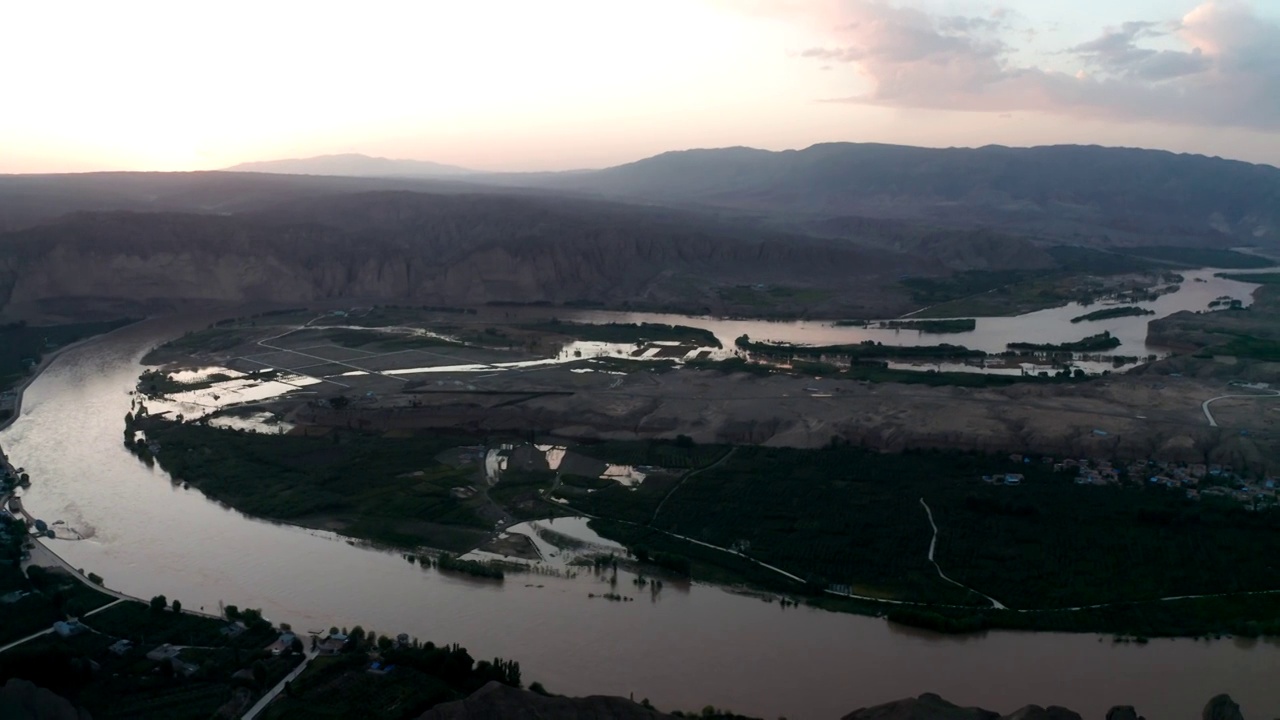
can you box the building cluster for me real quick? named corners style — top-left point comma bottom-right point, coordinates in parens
top-left (983, 455), bottom-right (1279, 509)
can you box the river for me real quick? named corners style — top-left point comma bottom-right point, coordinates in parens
top-left (3, 315), bottom-right (1280, 718)
top-left (553, 267), bottom-right (1274, 359)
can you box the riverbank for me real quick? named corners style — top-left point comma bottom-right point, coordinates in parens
top-left (0, 319), bottom-right (141, 434)
top-left (9, 314), bottom-right (1280, 719)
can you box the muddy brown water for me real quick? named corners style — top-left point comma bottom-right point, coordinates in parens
top-left (3, 315), bottom-right (1280, 719)
top-left (551, 267), bottom-right (1276, 358)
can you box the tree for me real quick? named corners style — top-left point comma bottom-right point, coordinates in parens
top-left (171, 599), bottom-right (182, 614)
top-left (149, 595), bottom-right (167, 613)
top-left (290, 636), bottom-right (305, 654)
top-left (252, 661), bottom-right (267, 688)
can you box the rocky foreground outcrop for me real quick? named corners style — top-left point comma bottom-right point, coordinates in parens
top-left (840, 693), bottom-right (1079, 720)
top-left (417, 681), bottom-right (673, 719)
top-left (0, 679), bottom-right (91, 720)
top-left (421, 685), bottom-right (1252, 720)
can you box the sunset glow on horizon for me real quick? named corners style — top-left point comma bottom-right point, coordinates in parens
top-left (3, 0), bottom-right (1278, 173)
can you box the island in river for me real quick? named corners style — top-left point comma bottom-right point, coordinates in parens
top-left (115, 297), bottom-right (1280, 641)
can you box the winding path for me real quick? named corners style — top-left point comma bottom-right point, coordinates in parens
top-left (651, 447), bottom-right (737, 523)
top-left (919, 498), bottom-right (1007, 610)
top-left (241, 650), bottom-right (318, 720)
top-left (1201, 389), bottom-right (1280, 427)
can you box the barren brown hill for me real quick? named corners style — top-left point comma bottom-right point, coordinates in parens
top-left (0, 191), bottom-right (934, 320)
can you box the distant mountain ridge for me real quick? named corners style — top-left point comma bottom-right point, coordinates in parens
top-left (225, 153), bottom-right (474, 177)
top-left (220, 143), bottom-right (1280, 246)
top-left (513, 142), bottom-right (1280, 245)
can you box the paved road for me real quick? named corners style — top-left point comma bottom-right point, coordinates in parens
top-left (1201, 389), bottom-right (1280, 427)
top-left (22, 540), bottom-right (133, 602)
top-left (242, 650), bottom-right (318, 720)
top-left (0, 628), bottom-right (54, 655)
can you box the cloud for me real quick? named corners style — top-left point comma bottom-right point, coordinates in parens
top-left (793, 1), bottom-right (1280, 131)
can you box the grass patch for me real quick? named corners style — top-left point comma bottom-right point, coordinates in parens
top-left (1118, 247), bottom-right (1274, 269)
top-left (133, 419), bottom-right (493, 552)
top-left (717, 285), bottom-right (832, 308)
top-left (875, 319), bottom-right (977, 333)
top-left (735, 335), bottom-right (985, 362)
top-left (524, 321), bottom-right (720, 348)
top-left (1070, 306), bottom-right (1156, 323)
top-left (559, 474), bottom-right (615, 491)
top-left (1007, 331), bottom-right (1121, 352)
top-left (565, 445), bottom-right (1280, 632)
top-left (264, 640), bottom-right (522, 720)
top-left (1216, 272), bottom-right (1280, 285)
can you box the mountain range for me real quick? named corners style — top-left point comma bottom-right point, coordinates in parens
top-left (2, 141), bottom-right (1278, 322)
top-left (224, 154), bottom-right (474, 178)
top-left (228, 144), bottom-right (1280, 245)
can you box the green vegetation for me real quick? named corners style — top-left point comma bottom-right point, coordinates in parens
top-left (876, 318), bottom-right (977, 333)
top-left (0, 319), bottom-right (133, 392)
top-left (1216, 272), bottom-right (1280, 285)
top-left (136, 368), bottom-right (245, 396)
top-left (900, 270), bottom-right (1033, 305)
top-left (573, 437), bottom-right (728, 470)
top-left (1212, 334), bottom-right (1280, 362)
top-left (1117, 246), bottom-right (1274, 269)
top-left (1070, 306), bottom-right (1155, 323)
top-left (1, 588), bottom-right (525, 720)
top-left (1007, 331), bottom-right (1121, 352)
top-left (0, 519), bottom-right (115, 645)
top-left (688, 357), bottom-right (1088, 388)
top-left (303, 327), bottom-right (466, 351)
top-left (1045, 246), bottom-right (1158, 275)
top-left (735, 335), bottom-right (985, 361)
top-left (129, 417), bottom-right (493, 552)
top-left (879, 593), bottom-right (1280, 639)
top-left (717, 285), bottom-right (832, 308)
top-left (159, 327), bottom-right (252, 355)
top-left (524, 320), bottom-right (721, 348)
top-left (559, 474), bottom-right (616, 491)
top-left (903, 249), bottom-right (1190, 319)
top-left (89, 600), bottom-right (274, 647)
top-left (264, 640), bottom-right (521, 720)
top-left (434, 554), bottom-right (505, 580)
top-left (488, 469), bottom-right (559, 520)
top-left (564, 445), bottom-right (1280, 635)
top-left (0, 596), bottom-right (297, 720)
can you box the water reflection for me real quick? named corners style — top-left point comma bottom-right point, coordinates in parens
top-left (2, 314), bottom-right (1280, 718)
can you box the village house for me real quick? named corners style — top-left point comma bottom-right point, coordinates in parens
top-left (146, 644), bottom-right (182, 662)
top-left (265, 631), bottom-right (298, 655)
top-left (317, 631), bottom-right (349, 655)
top-left (53, 620), bottom-right (85, 638)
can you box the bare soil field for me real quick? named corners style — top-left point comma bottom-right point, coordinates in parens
top-left (149, 311), bottom-right (1280, 474)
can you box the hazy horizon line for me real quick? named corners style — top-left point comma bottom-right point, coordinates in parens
top-left (5, 138), bottom-right (1279, 177)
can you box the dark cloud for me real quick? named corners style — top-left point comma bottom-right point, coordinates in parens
top-left (801, 1), bottom-right (1280, 131)
top-left (1069, 20), bottom-right (1210, 81)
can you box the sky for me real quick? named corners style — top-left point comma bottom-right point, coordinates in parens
top-left (2, 0), bottom-right (1278, 173)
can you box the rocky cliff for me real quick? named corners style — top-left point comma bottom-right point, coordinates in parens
top-left (0, 192), bottom-right (931, 321)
